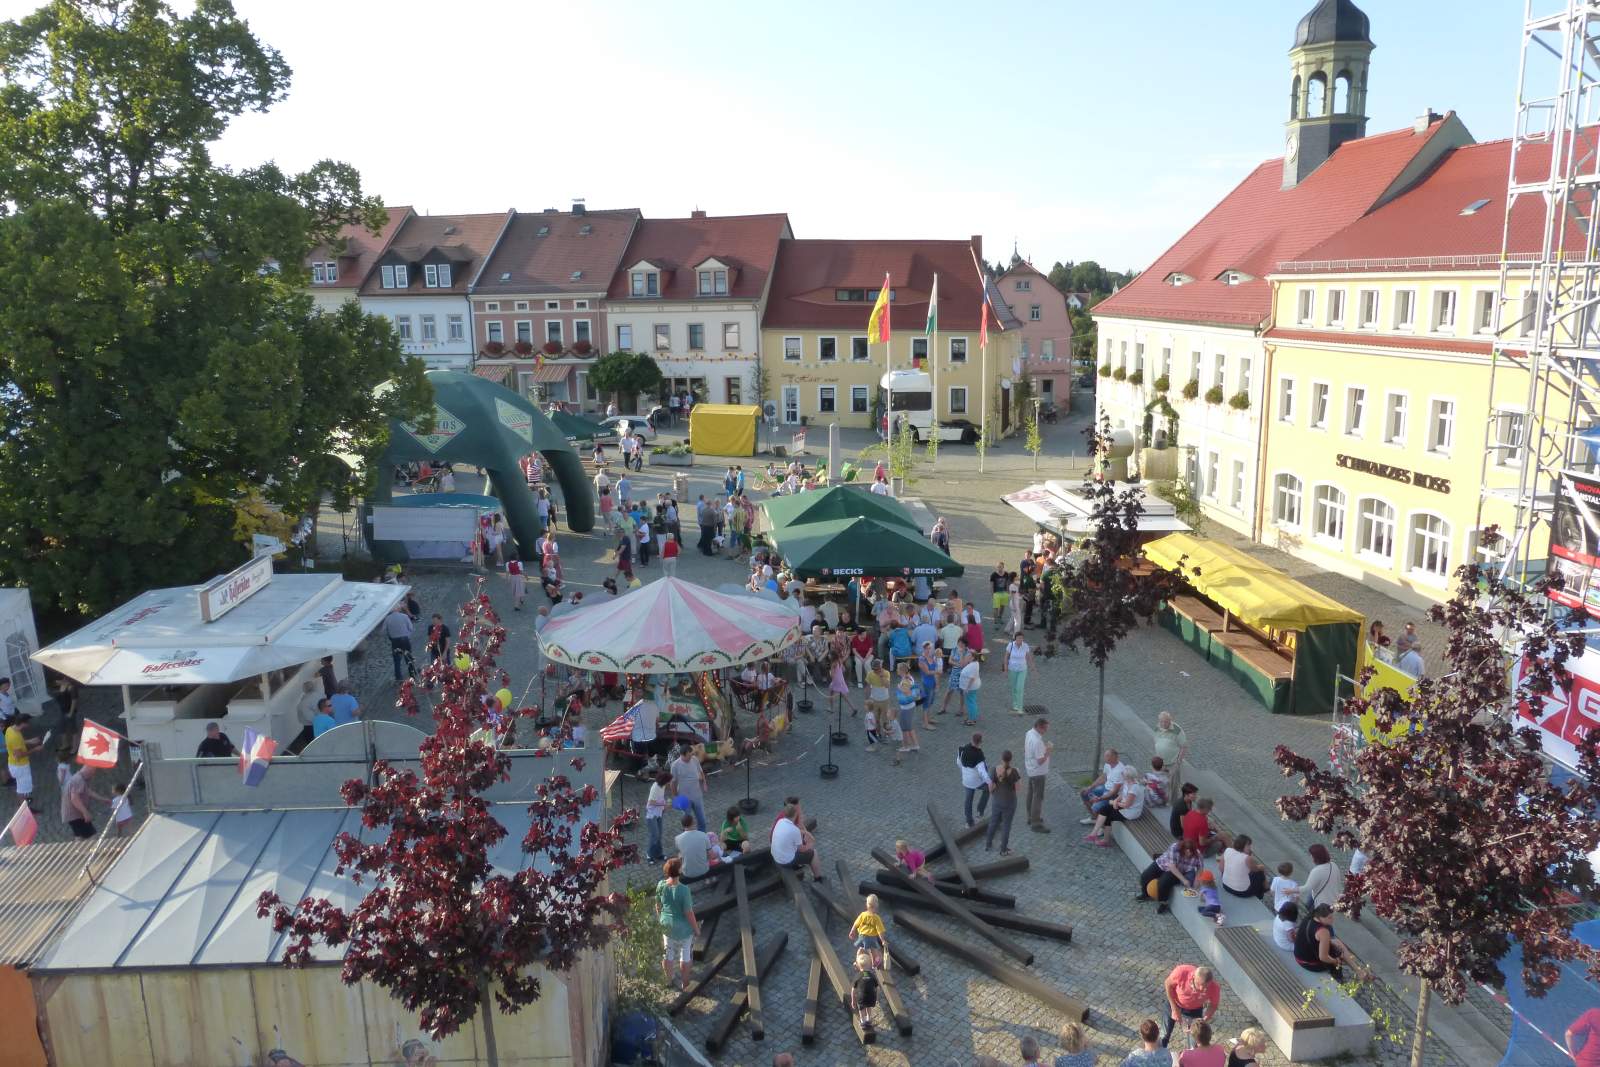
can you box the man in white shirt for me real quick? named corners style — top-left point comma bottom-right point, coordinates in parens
top-left (770, 803), bottom-right (822, 878)
top-left (674, 813), bottom-right (712, 879)
top-left (1079, 748), bottom-right (1129, 824)
top-left (629, 687), bottom-right (660, 763)
top-left (1397, 647), bottom-right (1424, 677)
top-left (1084, 775), bottom-right (1144, 846)
top-left (670, 743), bottom-right (708, 830)
top-left (1024, 718), bottom-right (1053, 833)
top-left (957, 652), bottom-right (983, 726)
top-left (869, 478), bottom-right (890, 496)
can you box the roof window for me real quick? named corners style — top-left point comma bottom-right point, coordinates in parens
top-left (570, 270), bottom-right (583, 281)
top-left (537, 226), bottom-right (550, 237)
top-left (1460, 198), bottom-right (1492, 216)
top-left (1165, 272), bottom-right (1193, 287)
top-left (578, 224), bottom-right (593, 235)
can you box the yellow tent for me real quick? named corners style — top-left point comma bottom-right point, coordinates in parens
top-left (1142, 533), bottom-right (1362, 631)
top-left (689, 403), bottom-right (760, 457)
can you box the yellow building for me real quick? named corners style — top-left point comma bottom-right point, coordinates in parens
top-left (759, 238), bottom-right (1021, 436)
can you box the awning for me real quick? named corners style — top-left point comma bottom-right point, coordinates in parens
top-left (1001, 481), bottom-right (1190, 535)
top-left (473, 363), bottom-right (511, 383)
top-left (32, 574), bottom-right (408, 686)
top-left (529, 363), bottom-right (570, 383)
top-left (757, 485), bottom-right (922, 535)
top-left (769, 516), bottom-right (964, 579)
top-left (1143, 533), bottom-right (1363, 630)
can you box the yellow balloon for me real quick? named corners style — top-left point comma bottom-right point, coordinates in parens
top-left (1147, 879), bottom-right (1161, 901)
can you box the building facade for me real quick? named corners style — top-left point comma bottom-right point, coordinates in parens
top-left (305, 206), bottom-right (413, 313)
top-left (995, 261), bottom-right (1074, 409)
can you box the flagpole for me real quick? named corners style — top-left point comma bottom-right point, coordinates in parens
top-left (931, 272), bottom-right (940, 456)
top-left (981, 332), bottom-right (988, 474)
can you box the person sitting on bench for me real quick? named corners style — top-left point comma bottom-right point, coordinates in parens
top-left (1293, 903), bottom-right (1367, 982)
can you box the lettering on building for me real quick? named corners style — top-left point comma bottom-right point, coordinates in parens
top-left (1335, 454), bottom-right (1450, 494)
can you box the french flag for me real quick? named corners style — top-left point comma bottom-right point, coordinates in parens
top-left (239, 728), bottom-right (277, 787)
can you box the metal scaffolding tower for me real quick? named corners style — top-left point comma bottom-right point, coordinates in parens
top-left (1478, 0), bottom-right (1600, 591)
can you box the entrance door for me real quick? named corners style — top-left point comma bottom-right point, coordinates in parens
top-left (1001, 385), bottom-right (1011, 433)
top-left (1040, 378), bottom-right (1055, 398)
top-left (782, 386), bottom-right (800, 424)
top-left (725, 376), bottom-right (742, 404)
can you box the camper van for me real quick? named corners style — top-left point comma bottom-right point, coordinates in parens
top-left (877, 369), bottom-right (980, 443)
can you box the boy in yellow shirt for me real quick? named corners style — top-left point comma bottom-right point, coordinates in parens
top-left (849, 893), bottom-right (888, 968)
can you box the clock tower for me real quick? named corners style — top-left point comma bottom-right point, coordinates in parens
top-left (1283, 0), bottom-right (1373, 189)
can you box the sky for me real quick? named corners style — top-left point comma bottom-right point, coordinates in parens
top-left (2, 0), bottom-right (1526, 270)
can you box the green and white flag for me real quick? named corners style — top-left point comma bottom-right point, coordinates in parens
top-left (925, 273), bottom-right (939, 334)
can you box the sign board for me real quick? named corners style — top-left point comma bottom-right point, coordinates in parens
top-left (791, 429), bottom-right (807, 455)
top-left (1334, 453), bottom-right (1451, 494)
top-left (1514, 645), bottom-right (1600, 772)
top-left (197, 555), bottom-right (274, 623)
top-left (494, 398), bottom-right (534, 444)
top-left (370, 505), bottom-right (481, 544)
top-left (1549, 470), bottom-right (1600, 616)
top-left (400, 403), bottom-right (467, 454)
top-left (251, 534), bottom-right (285, 557)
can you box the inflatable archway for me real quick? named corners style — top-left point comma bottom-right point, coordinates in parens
top-left (369, 371), bottom-right (594, 563)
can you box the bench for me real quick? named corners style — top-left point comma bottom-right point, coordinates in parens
top-left (1215, 631), bottom-right (1294, 683)
top-left (1122, 812), bottom-right (1174, 862)
top-left (1169, 595), bottom-right (1226, 632)
top-left (1215, 926), bottom-right (1336, 1031)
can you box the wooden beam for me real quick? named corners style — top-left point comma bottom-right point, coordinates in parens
top-left (682, 847), bottom-right (774, 887)
top-left (693, 867), bottom-right (780, 922)
top-left (923, 820), bottom-right (985, 864)
top-left (704, 934), bottom-right (788, 1054)
top-left (669, 937), bottom-right (739, 1016)
top-left (831, 857), bottom-right (921, 975)
top-left (872, 868), bottom-right (1017, 909)
top-left (962, 854), bottom-right (1031, 880)
top-left (733, 865), bottom-right (764, 1041)
top-left (877, 960), bottom-right (913, 1036)
top-left (863, 882), bottom-right (1073, 943)
top-left (691, 911), bottom-right (720, 962)
top-left (869, 847), bottom-right (1034, 966)
top-left (894, 911), bottom-right (1089, 1023)
top-left (810, 882), bottom-right (922, 977)
top-left (776, 865), bottom-right (873, 1046)
top-left (928, 804), bottom-right (977, 891)
top-left (801, 952), bottom-right (822, 1046)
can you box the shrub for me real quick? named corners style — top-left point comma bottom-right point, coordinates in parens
top-left (1228, 391), bottom-right (1251, 410)
top-left (512, 340), bottom-right (534, 357)
top-left (650, 443), bottom-right (693, 456)
top-left (1112, 367), bottom-right (1127, 381)
top-left (1153, 374), bottom-right (1170, 393)
top-left (1204, 385), bottom-right (1225, 405)
top-left (1181, 378), bottom-right (1200, 400)
top-left (481, 341), bottom-right (506, 357)
top-left (1098, 364), bottom-right (1112, 378)
top-left (1127, 369), bottom-right (1144, 386)
top-left (572, 339), bottom-right (594, 356)
top-left (542, 340), bottom-right (563, 356)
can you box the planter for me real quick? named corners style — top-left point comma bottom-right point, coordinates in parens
top-left (648, 452), bottom-right (695, 467)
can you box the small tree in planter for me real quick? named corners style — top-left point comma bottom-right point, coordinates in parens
top-left (589, 351), bottom-right (664, 413)
top-left (1025, 409), bottom-right (1043, 471)
top-left (1204, 384), bottom-right (1225, 405)
top-left (1228, 391), bottom-right (1250, 410)
top-left (1181, 378), bottom-right (1200, 400)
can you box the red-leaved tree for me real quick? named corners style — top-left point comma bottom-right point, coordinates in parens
top-left (258, 589), bottom-right (636, 1064)
top-left (1275, 537), bottom-right (1600, 1066)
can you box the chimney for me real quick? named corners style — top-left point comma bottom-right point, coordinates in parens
top-left (1414, 108), bottom-right (1441, 134)
top-left (572, 199), bottom-right (586, 216)
top-left (691, 209), bottom-right (708, 220)
top-left (971, 234), bottom-right (984, 268)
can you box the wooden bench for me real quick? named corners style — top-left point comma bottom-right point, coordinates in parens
top-left (1169, 595), bottom-right (1226, 632)
top-left (1216, 631), bottom-right (1294, 682)
top-left (1123, 812), bottom-right (1174, 861)
top-left (1215, 926), bottom-right (1336, 1031)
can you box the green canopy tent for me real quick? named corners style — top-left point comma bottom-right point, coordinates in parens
top-left (369, 371), bottom-right (593, 563)
top-left (768, 516), bottom-right (964, 579)
top-left (547, 409), bottom-right (615, 443)
top-left (755, 485), bottom-right (923, 536)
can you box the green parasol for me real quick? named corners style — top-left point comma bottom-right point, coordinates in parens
top-left (548, 409), bottom-right (615, 442)
top-left (769, 515), bottom-right (964, 579)
top-left (756, 485), bottom-right (922, 535)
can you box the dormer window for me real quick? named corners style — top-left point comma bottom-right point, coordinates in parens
top-left (698, 269), bottom-right (729, 296)
top-left (1165, 272), bottom-right (1193, 287)
top-left (835, 288), bottom-right (895, 302)
top-left (311, 261), bottom-right (338, 284)
top-left (1219, 270), bottom-right (1253, 286)
top-left (631, 270), bottom-right (660, 297)
top-left (423, 263), bottom-right (452, 289)
top-left (380, 264), bottom-right (408, 289)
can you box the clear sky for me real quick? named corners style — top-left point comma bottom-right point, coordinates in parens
top-left (3, 0), bottom-right (1525, 270)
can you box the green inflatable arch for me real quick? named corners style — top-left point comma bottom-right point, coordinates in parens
top-left (368, 371), bottom-right (594, 563)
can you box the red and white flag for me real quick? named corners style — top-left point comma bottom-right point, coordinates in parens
top-left (77, 719), bottom-right (121, 768)
top-left (4, 803), bottom-right (37, 847)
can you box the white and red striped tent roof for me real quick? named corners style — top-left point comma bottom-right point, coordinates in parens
top-left (538, 577), bottom-right (802, 673)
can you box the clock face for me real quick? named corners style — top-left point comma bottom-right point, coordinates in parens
top-left (1286, 134), bottom-right (1299, 162)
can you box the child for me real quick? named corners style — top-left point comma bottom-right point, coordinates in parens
top-left (1270, 861), bottom-right (1300, 913)
top-left (850, 949), bottom-right (880, 1034)
top-left (894, 839), bottom-right (932, 880)
top-left (1144, 754), bottom-right (1171, 807)
top-left (1273, 901), bottom-right (1300, 950)
top-left (111, 781), bottom-right (135, 836)
top-left (720, 806), bottom-right (749, 857)
top-left (1196, 870), bottom-right (1225, 924)
top-left (863, 705), bottom-right (880, 749)
top-left (828, 652), bottom-right (858, 716)
top-left (55, 733), bottom-right (75, 790)
top-left (850, 893), bottom-right (888, 967)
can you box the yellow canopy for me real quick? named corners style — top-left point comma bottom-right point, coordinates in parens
top-left (689, 403), bottom-right (760, 457)
top-left (1142, 533), bottom-right (1363, 631)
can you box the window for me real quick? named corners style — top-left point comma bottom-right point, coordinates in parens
top-left (424, 263), bottom-right (451, 288)
top-left (851, 385), bottom-right (869, 413)
top-left (325, 261), bottom-right (337, 282)
top-left (631, 271), bottom-right (659, 297)
top-left (420, 314), bottom-right (436, 341)
top-left (1344, 386), bottom-right (1366, 435)
top-left (1521, 289), bottom-right (1538, 338)
top-left (949, 387), bottom-right (968, 414)
top-left (698, 271), bottom-right (712, 295)
top-left (545, 300), bottom-right (560, 311)
top-left (1326, 288), bottom-right (1346, 326)
top-left (515, 321), bottom-right (533, 344)
top-left (1394, 289), bottom-right (1417, 329)
top-left (1043, 339), bottom-right (1055, 358)
top-left (1160, 347), bottom-right (1172, 379)
top-left (818, 386), bottom-right (836, 414)
top-left (447, 314), bottom-right (464, 341)
top-left (1238, 357), bottom-right (1253, 396)
top-left (1409, 514), bottom-right (1452, 578)
top-left (1427, 398), bottom-right (1455, 454)
top-left (1296, 288), bottom-right (1315, 325)
top-left (1493, 410), bottom-right (1526, 466)
top-left (1312, 484), bottom-right (1347, 542)
top-left (1134, 343), bottom-right (1145, 374)
top-left (1278, 378), bottom-right (1295, 422)
top-left (1104, 338), bottom-right (1113, 361)
top-left (1230, 460), bottom-right (1246, 509)
top-left (1310, 382), bottom-right (1330, 429)
top-left (720, 323), bottom-right (739, 349)
top-left (485, 302), bottom-right (501, 312)
top-left (515, 301), bottom-right (530, 311)
top-left (1205, 452), bottom-right (1220, 498)
top-left (1273, 474), bottom-right (1303, 526)
top-left (486, 321), bottom-right (504, 344)
top-left (1015, 279), bottom-right (1032, 291)
top-left (1357, 289), bottom-right (1379, 328)
top-left (395, 315), bottom-right (413, 341)
top-left (575, 319), bottom-right (592, 344)
top-left (851, 336), bottom-right (870, 361)
top-left (380, 264), bottom-right (407, 289)
top-left (1474, 291), bottom-right (1496, 334)
top-left (1356, 498), bottom-right (1396, 560)
top-left (911, 337), bottom-right (929, 363)
top-left (834, 287), bottom-right (894, 302)
top-left (616, 323), bottom-right (634, 350)
top-left (1212, 354), bottom-right (1226, 390)
top-left (1029, 304), bottom-right (1041, 321)
top-left (1432, 289), bottom-right (1458, 331)
top-left (950, 337), bottom-right (968, 363)
top-left (1120, 341), bottom-right (1128, 367)
top-left (575, 300), bottom-right (589, 310)
top-left (1189, 351), bottom-right (1202, 385)
top-left (1383, 393), bottom-right (1408, 445)
top-left (714, 270), bottom-right (728, 294)
top-left (310, 261), bottom-right (330, 283)
top-left (546, 320), bottom-right (563, 345)
top-left (687, 323), bottom-right (705, 350)
top-left (818, 337), bottom-right (837, 362)
top-left (783, 336), bottom-right (802, 361)
top-left (654, 324), bottom-right (671, 350)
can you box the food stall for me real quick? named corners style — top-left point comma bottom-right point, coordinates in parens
top-left (31, 562), bottom-right (407, 757)
top-left (755, 484), bottom-right (922, 536)
top-left (689, 403), bottom-right (761, 457)
top-left (1143, 533), bottom-right (1363, 715)
top-left (1001, 478), bottom-right (1190, 546)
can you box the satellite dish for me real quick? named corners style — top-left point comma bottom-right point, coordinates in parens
top-left (762, 400), bottom-right (777, 419)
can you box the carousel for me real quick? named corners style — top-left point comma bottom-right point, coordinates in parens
top-left (536, 578), bottom-right (803, 767)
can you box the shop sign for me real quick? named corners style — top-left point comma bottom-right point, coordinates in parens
top-left (1334, 454), bottom-right (1451, 494)
top-left (1514, 645), bottom-right (1600, 772)
top-left (494, 398), bottom-right (534, 444)
top-left (401, 403), bottom-right (466, 454)
top-left (198, 555), bottom-right (274, 622)
top-left (1549, 470), bottom-right (1600, 616)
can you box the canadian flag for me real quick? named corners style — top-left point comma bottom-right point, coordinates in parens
top-left (4, 803), bottom-right (37, 847)
top-left (77, 719), bottom-right (121, 768)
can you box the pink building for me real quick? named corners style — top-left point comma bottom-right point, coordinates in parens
top-left (995, 261), bottom-right (1073, 411)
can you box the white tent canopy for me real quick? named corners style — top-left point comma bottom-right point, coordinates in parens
top-left (1001, 479), bottom-right (1191, 537)
top-left (33, 574), bottom-right (407, 686)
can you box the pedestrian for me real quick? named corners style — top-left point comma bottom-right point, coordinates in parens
top-left (110, 779), bottom-right (136, 836)
top-left (894, 674), bottom-right (921, 755)
top-left (1004, 632), bottom-right (1032, 715)
top-left (917, 641), bottom-right (942, 729)
top-left (850, 950), bottom-right (880, 1034)
top-left (1024, 717), bottom-right (1052, 833)
top-left (330, 681), bottom-right (362, 725)
top-left (1220, 834), bottom-right (1268, 901)
top-left (383, 604), bottom-right (417, 681)
top-left (771, 802), bottom-right (823, 879)
top-left (894, 838), bottom-right (931, 879)
top-left (1055, 1021), bottom-right (1094, 1067)
top-left (989, 561), bottom-right (1010, 618)
top-left (629, 686), bottom-right (660, 765)
top-left (426, 614), bottom-right (451, 666)
top-left (1154, 710), bottom-right (1190, 794)
top-left (1124, 1019), bottom-right (1172, 1066)
top-left (673, 812), bottom-right (712, 879)
top-left (1226, 1028), bottom-right (1270, 1067)
top-left (721, 806), bottom-right (751, 856)
top-left (1018, 1035), bottom-right (1043, 1065)
top-left (615, 529), bottom-right (634, 582)
top-left (957, 648), bottom-right (983, 727)
top-left (985, 749), bottom-right (1021, 854)
top-left (61, 763), bottom-right (110, 838)
top-left (655, 857), bottom-right (700, 990)
top-left (1083, 768), bottom-right (1145, 847)
top-left (1136, 838), bottom-right (1203, 914)
top-left (828, 650), bottom-right (858, 716)
top-left (644, 770), bottom-right (670, 864)
top-left (1302, 843), bottom-right (1345, 909)
top-left (1161, 964), bottom-right (1220, 1050)
top-left (195, 721), bottom-right (237, 758)
top-left (4, 712), bottom-right (43, 815)
top-left (957, 732), bottom-right (991, 828)
top-left (506, 557), bottom-right (526, 610)
top-left (849, 894), bottom-right (888, 967)
top-left (670, 742), bottom-right (708, 831)
top-left (1079, 749), bottom-right (1130, 823)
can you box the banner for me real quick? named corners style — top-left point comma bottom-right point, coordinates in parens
top-left (1549, 470), bottom-right (1600, 616)
top-left (1514, 644), bottom-right (1600, 772)
top-left (790, 429), bottom-right (807, 455)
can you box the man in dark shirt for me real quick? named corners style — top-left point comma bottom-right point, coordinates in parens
top-left (195, 721), bottom-right (237, 759)
top-left (317, 655), bottom-right (337, 699)
top-left (1169, 781), bottom-right (1199, 839)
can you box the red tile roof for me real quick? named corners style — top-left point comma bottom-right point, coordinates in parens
top-left (306, 206), bottom-right (412, 290)
top-left (473, 208), bottom-right (641, 295)
top-left (605, 213), bottom-right (792, 301)
top-left (1094, 116), bottom-right (1465, 328)
top-left (1282, 136), bottom-right (1568, 270)
top-left (761, 238), bottom-right (990, 331)
top-left (357, 211), bottom-right (513, 297)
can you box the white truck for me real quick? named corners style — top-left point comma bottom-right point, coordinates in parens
top-left (878, 369), bottom-right (980, 443)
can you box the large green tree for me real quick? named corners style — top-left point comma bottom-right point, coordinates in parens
top-left (0, 0), bottom-right (430, 616)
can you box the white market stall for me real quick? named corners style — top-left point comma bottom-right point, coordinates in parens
top-left (1001, 479), bottom-right (1191, 542)
top-left (32, 562), bottom-right (406, 758)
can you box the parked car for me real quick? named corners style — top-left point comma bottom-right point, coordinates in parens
top-left (599, 415), bottom-right (655, 442)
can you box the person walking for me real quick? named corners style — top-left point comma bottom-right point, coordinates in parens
top-left (1162, 964), bottom-right (1221, 1050)
top-left (506, 557), bottom-right (526, 610)
top-left (985, 749), bottom-right (1021, 854)
top-left (655, 857), bottom-right (701, 990)
top-left (1004, 632), bottom-right (1033, 715)
top-left (661, 533), bottom-right (680, 578)
top-left (828, 650), bottom-right (858, 716)
top-left (1024, 717), bottom-right (1053, 833)
top-left (61, 764), bottom-right (110, 838)
top-left (670, 742), bottom-right (709, 830)
top-left (957, 732), bottom-right (991, 828)
top-left (383, 604), bottom-right (417, 681)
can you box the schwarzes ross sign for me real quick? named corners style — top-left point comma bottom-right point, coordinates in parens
top-left (1334, 454), bottom-right (1451, 494)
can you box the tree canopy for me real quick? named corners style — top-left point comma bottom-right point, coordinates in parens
top-left (0, 0), bottom-right (431, 616)
top-left (588, 350), bottom-right (664, 401)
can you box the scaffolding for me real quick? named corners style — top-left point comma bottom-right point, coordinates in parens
top-left (1479, 0), bottom-right (1600, 597)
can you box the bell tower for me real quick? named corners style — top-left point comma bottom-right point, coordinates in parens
top-left (1284, 0), bottom-right (1374, 189)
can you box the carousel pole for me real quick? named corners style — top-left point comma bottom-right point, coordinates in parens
top-left (796, 664), bottom-right (815, 713)
top-left (829, 691), bottom-right (848, 747)
top-left (819, 720), bottom-right (839, 779)
top-left (740, 745), bottom-right (759, 814)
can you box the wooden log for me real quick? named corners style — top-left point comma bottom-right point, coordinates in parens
top-left (683, 847), bottom-right (774, 886)
top-left (928, 804), bottom-right (977, 891)
top-left (693, 867), bottom-right (780, 922)
top-left (893, 910), bottom-right (1089, 1023)
top-left (801, 952), bottom-right (822, 1046)
top-left (869, 847), bottom-right (1034, 966)
top-left (810, 881), bottom-right (923, 977)
top-left (691, 911), bottom-right (720, 962)
top-left (669, 938), bottom-right (739, 1016)
top-left (962, 853), bottom-right (1031, 880)
top-left (704, 934), bottom-right (789, 1054)
top-left (776, 865), bottom-right (873, 1046)
top-left (872, 868), bottom-right (1017, 909)
top-left (831, 857), bottom-right (921, 975)
top-left (923, 820), bottom-right (985, 864)
top-left (863, 882), bottom-right (1073, 943)
top-left (734, 865), bottom-right (764, 1041)
top-left (877, 960), bottom-right (913, 1036)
